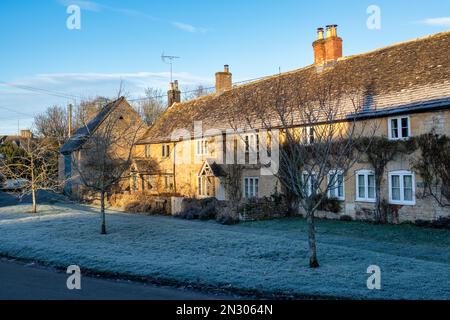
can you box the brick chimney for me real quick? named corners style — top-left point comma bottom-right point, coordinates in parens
top-left (20, 129), bottom-right (33, 139)
top-left (324, 25), bottom-right (343, 62)
top-left (313, 25), bottom-right (343, 65)
top-left (215, 65), bottom-right (232, 94)
top-left (167, 80), bottom-right (181, 107)
top-left (312, 28), bottom-right (326, 65)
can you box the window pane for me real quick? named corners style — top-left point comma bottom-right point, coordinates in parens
top-left (330, 185), bottom-right (337, 198)
top-left (302, 128), bottom-right (307, 144)
top-left (255, 179), bottom-right (259, 197)
top-left (404, 175), bottom-right (413, 201)
top-left (244, 179), bottom-right (249, 198)
top-left (401, 118), bottom-right (409, 138)
top-left (338, 174), bottom-right (344, 198)
top-left (250, 178), bottom-right (254, 197)
top-left (309, 128), bottom-right (315, 144)
top-left (358, 175), bottom-right (365, 198)
top-left (368, 174), bottom-right (375, 199)
top-left (391, 119), bottom-right (398, 138)
top-left (391, 175), bottom-right (401, 201)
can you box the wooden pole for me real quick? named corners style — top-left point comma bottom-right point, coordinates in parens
top-left (68, 104), bottom-right (73, 138)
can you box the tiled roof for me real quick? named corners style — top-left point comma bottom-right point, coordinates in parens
top-left (60, 97), bottom-right (126, 154)
top-left (138, 31), bottom-right (450, 144)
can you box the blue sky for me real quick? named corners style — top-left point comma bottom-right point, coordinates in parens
top-left (0, 0), bottom-right (449, 134)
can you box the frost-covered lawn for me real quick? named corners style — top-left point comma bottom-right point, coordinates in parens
top-left (0, 203), bottom-right (449, 299)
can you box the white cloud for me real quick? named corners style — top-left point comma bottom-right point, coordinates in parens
top-left (418, 17), bottom-right (450, 27)
top-left (171, 22), bottom-right (207, 33)
top-left (20, 71), bottom-right (210, 87)
top-left (57, 0), bottom-right (207, 32)
top-left (0, 71), bottom-right (212, 102)
top-left (0, 71), bottom-right (213, 134)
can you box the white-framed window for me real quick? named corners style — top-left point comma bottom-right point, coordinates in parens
top-left (355, 170), bottom-right (376, 202)
top-left (243, 177), bottom-right (259, 199)
top-left (388, 116), bottom-right (410, 140)
top-left (388, 171), bottom-right (415, 205)
top-left (196, 138), bottom-right (209, 156)
top-left (144, 145), bottom-right (151, 158)
top-left (328, 170), bottom-right (345, 201)
top-left (301, 126), bottom-right (315, 145)
top-left (302, 171), bottom-right (317, 197)
top-left (162, 144), bottom-right (170, 158)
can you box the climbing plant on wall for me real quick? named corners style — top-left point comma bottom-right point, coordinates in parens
top-left (413, 132), bottom-right (450, 207)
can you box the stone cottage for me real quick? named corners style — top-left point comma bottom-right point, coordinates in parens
top-left (131, 27), bottom-right (450, 223)
top-left (60, 97), bottom-right (148, 199)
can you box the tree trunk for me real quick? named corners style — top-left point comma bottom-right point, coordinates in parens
top-left (375, 173), bottom-right (384, 224)
top-left (100, 191), bottom-right (107, 235)
top-left (306, 212), bottom-right (319, 268)
top-left (31, 188), bottom-right (37, 214)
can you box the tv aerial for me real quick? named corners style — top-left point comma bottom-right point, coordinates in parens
top-left (161, 52), bottom-right (180, 83)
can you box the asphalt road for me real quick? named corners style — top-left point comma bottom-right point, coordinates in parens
top-left (0, 259), bottom-right (234, 300)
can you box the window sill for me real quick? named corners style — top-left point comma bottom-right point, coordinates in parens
top-left (388, 137), bottom-right (411, 141)
top-left (389, 200), bottom-right (415, 206)
top-left (355, 199), bottom-right (376, 203)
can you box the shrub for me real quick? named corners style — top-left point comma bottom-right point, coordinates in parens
top-left (414, 217), bottom-right (450, 230)
top-left (238, 197), bottom-right (288, 221)
top-left (175, 197), bottom-right (220, 221)
top-left (312, 194), bottom-right (342, 213)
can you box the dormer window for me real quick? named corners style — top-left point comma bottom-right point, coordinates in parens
top-left (388, 116), bottom-right (410, 140)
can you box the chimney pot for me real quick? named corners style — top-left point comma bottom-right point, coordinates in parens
top-left (317, 27), bottom-right (324, 40)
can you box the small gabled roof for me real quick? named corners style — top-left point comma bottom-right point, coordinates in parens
top-left (199, 159), bottom-right (227, 177)
top-left (60, 97), bottom-right (126, 155)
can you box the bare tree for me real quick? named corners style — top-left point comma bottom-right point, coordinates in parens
top-left (230, 72), bottom-right (376, 268)
top-left (34, 105), bottom-right (69, 147)
top-left (72, 105), bottom-right (145, 234)
top-left (73, 97), bottom-right (111, 129)
top-left (222, 164), bottom-right (243, 205)
top-left (184, 85), bottom-right (209, 101)
top-left (137, 87), bottom-right (166, 126)
top-left (0, 137), bottom-right (60, 213)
